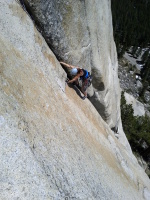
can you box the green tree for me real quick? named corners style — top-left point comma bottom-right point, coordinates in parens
top-left (121, 92), bottom-right (150, 163)
top-left (111, 0), bottom-right (150, 55)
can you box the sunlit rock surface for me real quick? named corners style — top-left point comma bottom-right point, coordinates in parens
top-left (124, 92), bottom-right (145, 116)
top-left (23, 0), bottom-right (120, 129)
top-left (0, 1), bottom-right (150, 200)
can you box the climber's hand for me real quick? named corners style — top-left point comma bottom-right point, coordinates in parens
top-left (65, 78), bottom-right (70, 83)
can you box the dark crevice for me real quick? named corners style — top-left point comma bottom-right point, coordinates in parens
top-left (16, 0), bottom-right (61, 61)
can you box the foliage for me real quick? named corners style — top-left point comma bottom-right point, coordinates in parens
top-left (121, 92), bottom-right (150, 163)
top-left (111, 0), bottom-right (150, 100)
top-left (111, 0), bottom-right (150, 56)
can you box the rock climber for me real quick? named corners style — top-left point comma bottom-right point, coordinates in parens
top-left (60, 61), bottom-right (92, 100)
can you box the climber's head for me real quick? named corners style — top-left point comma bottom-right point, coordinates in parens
top-left (70, 68), bottom-right (78, 75)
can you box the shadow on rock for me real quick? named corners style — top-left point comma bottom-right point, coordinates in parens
top-left (67, 83), bottom-right (83, 99)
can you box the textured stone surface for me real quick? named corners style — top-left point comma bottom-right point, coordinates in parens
top-left (124, 93), bottom-right (145, 116)
top-left (23, 0), bottom-right (120, 129)
top-left (118, 62), bottom-right (140, 99)
top-left (0, 1), bottom-right (150, 200)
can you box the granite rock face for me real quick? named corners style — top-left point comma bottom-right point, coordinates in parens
top-left (124, 92), bottom-right (145, 116)
top-left (23, 0), bottom-right (120, 129)
top-left (1, 1), bottom-right (150, 200)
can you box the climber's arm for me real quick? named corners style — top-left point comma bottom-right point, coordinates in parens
top-left (60, 61), bottom-right (80, 69)
top-left (68, 72), bottom-right (82, 83)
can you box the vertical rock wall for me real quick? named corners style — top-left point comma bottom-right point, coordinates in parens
top-left (23, 0), bottom-right (120, 129)
top-left (0, 1), bottom-right (150, 199)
